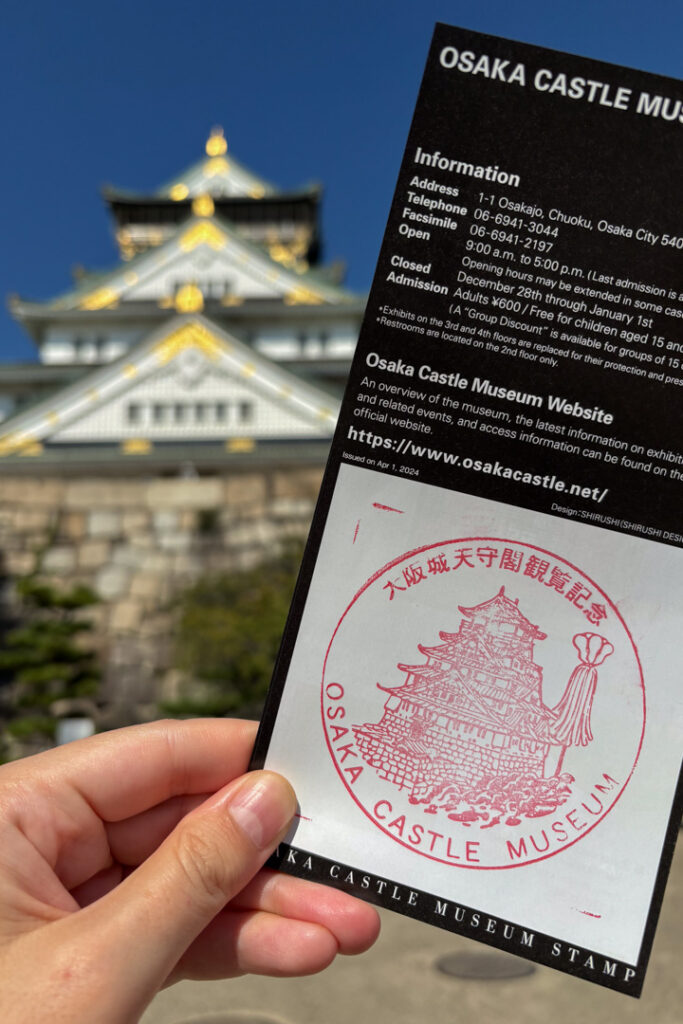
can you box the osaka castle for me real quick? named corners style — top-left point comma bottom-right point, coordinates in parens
top-left (354, 588), bottom-right (558, 800)
top-left (0, 128), bottom-right (364, 467)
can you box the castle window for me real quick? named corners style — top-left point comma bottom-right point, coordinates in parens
top-left (215, 402), bottom-right (227, 422)
top-left (203, 280), bottom-right (224, 298)
top-left (195, 403), bottom-right (206, 423)
top-left (153, 403), bottom-right (166, 424)
top-left (127, 403), bottom-right (142, 425)
top-left (174, 403), bottom-right (186, 423)
top-left (239, 400), bottom-right (254, 423)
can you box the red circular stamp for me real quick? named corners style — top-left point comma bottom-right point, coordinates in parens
top-left (321, 537), bottom-right (645, 869)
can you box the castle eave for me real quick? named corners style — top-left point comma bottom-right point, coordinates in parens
top-left (0, 438), bottom-right (333, 476)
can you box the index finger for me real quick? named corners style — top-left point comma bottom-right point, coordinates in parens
top-left (2, 718), bottom-right (258, 823)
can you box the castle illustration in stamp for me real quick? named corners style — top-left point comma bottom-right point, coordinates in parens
top-left (321, 536), bottom-right (645, 869)
top-left (355, 588), bottom-right (612, 822)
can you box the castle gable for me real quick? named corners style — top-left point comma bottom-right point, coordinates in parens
top-left (156, 128), bottom-right (278, 201)
top-left (0, 316), bottom-right (339, 456)
top-left (36, 215), bottom-right (353, 314)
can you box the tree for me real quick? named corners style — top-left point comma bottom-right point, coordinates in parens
top-left (0, 577), bottom-right (101, 746)
top-left (165, 543), bottom-right (302, 718)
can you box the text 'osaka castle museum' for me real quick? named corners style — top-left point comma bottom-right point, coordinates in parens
top-left (1, 129), bottom-right (365, 471)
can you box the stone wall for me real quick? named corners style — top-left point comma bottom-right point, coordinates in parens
top-left (0, 467), bottom-right (322, 726)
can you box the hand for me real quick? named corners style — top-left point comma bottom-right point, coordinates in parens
top-left (0, 719), bottom-right (380, 1023)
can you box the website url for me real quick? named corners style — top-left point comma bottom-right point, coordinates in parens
top-left (345, 425), bottom-right (608, 502)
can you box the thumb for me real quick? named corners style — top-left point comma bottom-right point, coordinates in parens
top-left (86, 770), bottom-right (296, 997)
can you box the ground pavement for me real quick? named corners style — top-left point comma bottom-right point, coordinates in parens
top-left (142, 835), bottom-right (682, 1024)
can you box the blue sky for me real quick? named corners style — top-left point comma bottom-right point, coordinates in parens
top-left (1, 0), bottom-right (681, 362)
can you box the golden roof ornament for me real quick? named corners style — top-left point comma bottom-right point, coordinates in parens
top-left (205, 127), bottom-right (227, 157)
top-left (192, 193), bottom-right (215, 217)
top-left (174, 283), bottom-right (204, 313)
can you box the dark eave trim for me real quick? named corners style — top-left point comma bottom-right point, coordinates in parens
top-left (0, 439), bottom-right (332, 476)
top-left (101, 185), bottom-right (322, 206)
top-left (0, 363), bottom-right (83, 383)
top-left (12, 297), bottom-right (368, 325)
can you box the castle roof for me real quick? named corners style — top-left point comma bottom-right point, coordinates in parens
top-left (104, 128), bottom-right (319, 203)
top-left (100, 129), bottom-right (324, 264)
top-left (457, 586), bottom-right (546, 640)
top-left (10, 209), bottom-right (360, 327)
top-left (0, 314), bottom-right (339, 464)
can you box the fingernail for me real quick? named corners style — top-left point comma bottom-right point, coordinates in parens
top-left (228, 771), bottom-right (297, 849)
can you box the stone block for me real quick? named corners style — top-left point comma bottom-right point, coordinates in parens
top-left (138, 611), bottom-right (174, 641)
top-left (130, 572), bottom-right (168, 602)
top-left (41, 546), bottom-right (77, 574)
top-left (222, 473), bottom-right (267, 509)
top-left (146, 478), bottom-right (223, 510)
top-left (229, 504), bottom-right (268, 527)
top-left (129, 532), bottom-right (154, 549)
top-left (64, 479), bottom-right (145, 509)
top-left (13, 508), bottom-right (53, 532)
top-left (122, 510), bottom-right (150, 533)
top-left (78, 540), bottom-right (111, 570)
top-left (218, 507), bottom-right (239, 527)
top-left (96, 564), bottom-right (131, 600)
top-left (152, 509), bottom-right (180, 534)
top-left (224, 522), bottom-right (267, 549)
top-left (109, 599), bottom-right (144, 633)
top-left (111, 544), bottom-right (146, 570)
top-left (278, 520), bottom-right (311, 541)
top-left (60, 511), bottom-right (86, 540)
top-left (232, 547), bottom-right (266, 572)
top-left (270, 497), bottom-right (315, 520)
top-left (142, 551), bottom-right (173, 573)
top-left (172, 553), bottom-right (203, 576)
top-left (272, 467), bottom-right (324, 499)
top-left (5, 550), bottom-right (36, 576)
top-left (179, 510), bottom-right (197, 531)
top-left (0, 478), bottom-right (65, 505)
top-left (88, 510), bottom-right (122, 539)
top-left (223, 524), bottom-right (260, 548)
top-left (158, 531), bottom-right (192, 552)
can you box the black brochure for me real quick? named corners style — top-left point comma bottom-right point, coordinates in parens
top-left (251, 24), bottom-right (683, 996)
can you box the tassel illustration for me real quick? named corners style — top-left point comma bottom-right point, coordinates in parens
top-left (551, 632), bottom-right (614, 773)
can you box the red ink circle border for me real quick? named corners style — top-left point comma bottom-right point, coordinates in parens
top-left (321, 536), bottom-right (646, 870)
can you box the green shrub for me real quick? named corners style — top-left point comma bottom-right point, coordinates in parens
top-left (169, 542), bottom-right (302, 716)
top-left (6, 716), bottom-right (57, 741)
top-left (0, 577), bottom-right (101, 745)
